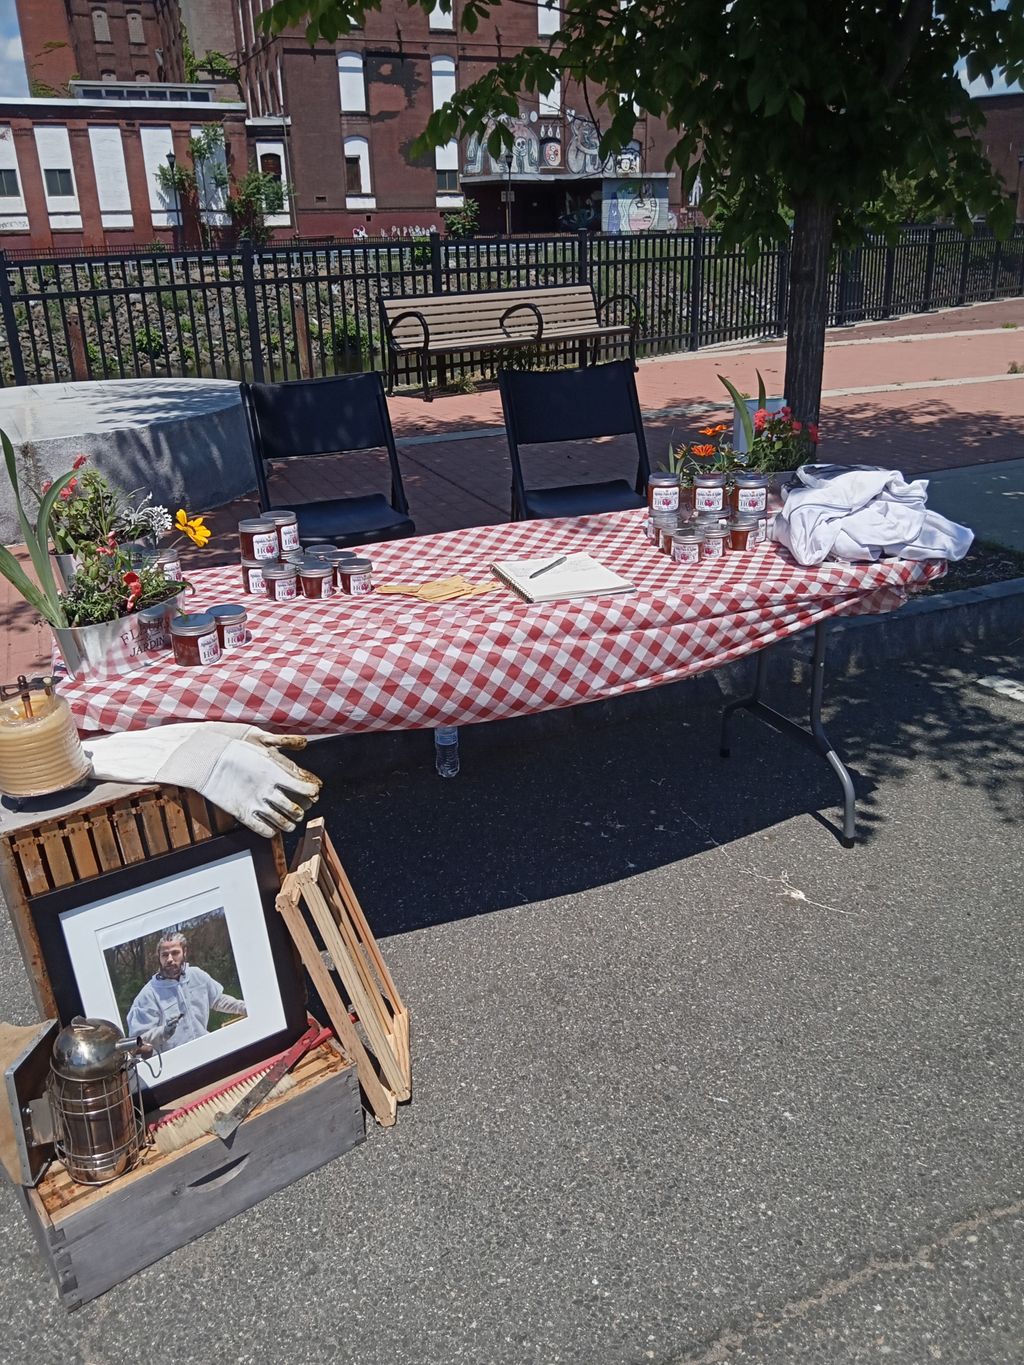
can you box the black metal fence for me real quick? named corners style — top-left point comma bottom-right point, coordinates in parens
top-left (0, 222), bottom-right (1021, 390)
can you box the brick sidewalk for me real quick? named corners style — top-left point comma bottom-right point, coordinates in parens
top-left (3, 297), bottom-right (1023, 680)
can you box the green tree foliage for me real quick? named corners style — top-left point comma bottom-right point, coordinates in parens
top-left (261, 0), bottom-right (1024, 423)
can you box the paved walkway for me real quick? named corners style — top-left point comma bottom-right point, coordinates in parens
top-left (2, 297), bottom-right (1022, 679)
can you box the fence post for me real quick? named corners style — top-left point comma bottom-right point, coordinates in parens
top-left (775, 235), bottom-right (789, 335)
top-left (576, 229), bottom-right (589, 286)
top-left (687, 225), bottom-right (704, 351)
top-left (923, 227), bottom-right (937, 312)
top-left (429, 230), bottom-right (443, 294)
top-left (956, 233), bottom-right (971, 307)
top-left (881, 238), bottom-right (896, 317)
top-left (240, 239), bottom-right (265, 383)
top-left (990, 234), bottom-right (1002, 300)
top-left (1017, 225), bottom-right (1024, 296)
top-left (0, 251), bottom-right (26, 386)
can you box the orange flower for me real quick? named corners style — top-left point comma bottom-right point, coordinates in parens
top-left (690, 444), bottom-right (716, 457)
top-left (699, 424), bottom-right (728, 436)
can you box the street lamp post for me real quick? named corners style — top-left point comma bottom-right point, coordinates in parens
top-left (502, 150), bottom-right (513, 236)
top-left (166, 151), bottom-right (180, 251)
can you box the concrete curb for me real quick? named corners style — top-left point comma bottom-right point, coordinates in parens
top-left (312, 576), bottom-right (1024, 780)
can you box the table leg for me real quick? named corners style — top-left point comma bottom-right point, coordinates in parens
top-left (719, 620), bottom-right (857, 848)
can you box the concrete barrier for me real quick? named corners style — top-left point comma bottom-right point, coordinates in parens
top-left (0, 378), bottom-right (256, 544)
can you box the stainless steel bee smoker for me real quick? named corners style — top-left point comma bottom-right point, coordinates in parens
top-left (47, 1017), bottom-right (147, 1185)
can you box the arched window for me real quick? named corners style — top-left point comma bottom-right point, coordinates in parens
top-left (343, 136), bottom-right (371, 196)
top-left (338, 52), bottom-right (366, 114)
top-left (538, 0), bottom-right (560, 36)
top-left (429, 1), bottom-right (454, 29)
top-left (430, 55), bottom-right (456, 109)
top-left (539, 76), bottom-right (561, 115)
top-left (126, 10), bottom-right (145, 43)
top-left (92, 8), bottom-right (111, 42)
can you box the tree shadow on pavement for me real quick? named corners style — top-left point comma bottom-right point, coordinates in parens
top-left (304, 643), bottom-right (1023, 936)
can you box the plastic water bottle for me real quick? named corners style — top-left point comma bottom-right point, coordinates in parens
top-left (434, 725), bottom-right (460, 778)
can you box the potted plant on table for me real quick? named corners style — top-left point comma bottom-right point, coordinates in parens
top-left (0, 431), bottom-right (210, 679)
top-left (718, 371), bottom-right (819, 482)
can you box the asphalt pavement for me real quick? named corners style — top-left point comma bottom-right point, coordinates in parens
top-left (0, 640), bottom-right (1022, 1364)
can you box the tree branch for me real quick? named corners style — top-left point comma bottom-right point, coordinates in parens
top-left (881, 0), bottom-right (931, 90)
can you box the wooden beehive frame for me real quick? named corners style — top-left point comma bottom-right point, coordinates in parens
top-left (276, 818), bottom-right (410, 1128)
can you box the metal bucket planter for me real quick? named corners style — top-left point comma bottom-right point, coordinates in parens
top-left (52, 593), bottom-right (184, 681)
top-left (52, 553), bottom-right (79, 591)
top-left (732, 396), bottom-right (787, 455)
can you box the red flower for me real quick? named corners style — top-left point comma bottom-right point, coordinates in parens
top-left (59, 486), bottom-right (73, 501)
top-left (808, 422), bottom-right (820, 444)
top-left (753, 408), bottom-right (768, 432)
top-left (41, 479), bottom-right (52, 494)
top-left (792, 420), bottom-right (803, 434)
top-left (72, 453), bottom-right (88, 470)
top-left (781, 405), bottom-right (792, 419)
top-left (123, 571), bottom-right (142, 612)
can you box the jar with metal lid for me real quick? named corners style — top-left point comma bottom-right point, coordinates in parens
top-left (298, 561), bottom-right (334, 599)
top-left (156, 548), bottom-right (182, 581)
top-left (652, 511), bottom-right (676, 550)
top-left (647, 474), bottom-right (680, 515)
top-left (240, 559), bottom-right (266, 595)
top-left (729, 472), bottom-right (770, 516)
top-left (280, 549), bottom-right (306, 565)
top-left (264, 508), bottom-right (300, 555)
top-left (171, 612), bottom-right (222, 667)
top-left (262, 562), bottom-right (298, 602)
top-left (692, 471), bottom-right (726, 515)
top-left (337, 556), bottom-right (373, 595)
top-left (303, 543), bottom-right (336, 560)
top-left (315, 547), bottom-right (357, 565)
top-left (699, 521), bottom-right (727, 560)
top-left (666, 527), bottom-right (703, 565)
top-left (138, 600), bottom-right (175, 652)
top-left (238, 518), bottom-right (279, 562)
top-left (728, 515), bottom-right (760, 552)
top-left (208, 603), bottom-right (248, 649)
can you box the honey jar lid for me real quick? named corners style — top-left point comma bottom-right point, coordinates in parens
top-left (264, 508), bottom-right (298, 525)
top-left (672, 529), bottom-right (703, 542)
top-left (303, 543), bottom-right (335, 558)
top-left (262, 562), bottom-right (298, 579)
top-left (648, 474), bottom-right (678, 486)
top-left (693, 471), bottom-right (726, 484)
top-left (342, 557), bottom-right (372, 572)
top-left (298, 561), bottom-right (332, 577)
top-left (170, 612), bottom-right (216, 638)
top-left (733, 470), bottom-right (770, 484)
top-left (208, 603), bottom-right (248, 622)
top-left (238, 518), bottom-right (276, 532)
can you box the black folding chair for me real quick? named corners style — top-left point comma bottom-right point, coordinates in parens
top-left (498, 361), bottom-right (651, 521)
top-left (242, 372), bottom-right (415, 548)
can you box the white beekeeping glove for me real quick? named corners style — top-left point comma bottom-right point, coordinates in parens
top-left (84, 723), bottom-right (322, 838)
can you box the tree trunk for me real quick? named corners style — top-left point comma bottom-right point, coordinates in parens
top-left (783, 197), bottom-right (836, 427)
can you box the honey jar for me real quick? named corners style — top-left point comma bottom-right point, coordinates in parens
top-left (666, 527), bottom-right (703, 564)
top-left (208, 603), bottom-right (248, 649)
top-left (728, 515), bottom-right (760, 552)
top-left (303, 543), bottom-right (336, 560)
top-left (240, 559), bottom-right (266, 595)
top-left (337, 556), bottom-right (373, 595)
top-left (298, 562), bottom-right (334, 599)
top-left (157, 549), bottom-right (182, 581)
top-left (647, 474), bottom-right (680, 515)
top-left (729, 472), bottom-right (770, 516)
top-left (693, 472), bottom-right (726, 515)
top-left (264, 509), bottom-right (300, 555)
top-left (238, 518), bottom-right (279, 562)
top-left (262, 563), bottom-right (298, 602)
top-left (700, 523), bottom-right (727, 560)
top-left (652, 511), bottom-right (676, 550)
top-left (170, 613), bottom-right (221, 667)
top-left (138, 601), bottom-right (175, 652)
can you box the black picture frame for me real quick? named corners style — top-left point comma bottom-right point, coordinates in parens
top-left (28, 828), bottom-right (307, 1111)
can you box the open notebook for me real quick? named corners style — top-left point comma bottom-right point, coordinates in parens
top-left (490, 552), bottom-right (636, 604)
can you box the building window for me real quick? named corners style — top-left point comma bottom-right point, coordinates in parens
top-left (539, 77), bottom-right (561, 115)
top-left (338, 52), bottom-right (366, 113)
top-left (135, 72), bottom-right (151, 82)
top-left (0, 168), bottom-right (19, 198)
top-left (538, 0), bottom-right (560, 35)
top-left (126, 10), bottom-right (145, 44)
top-left (260, 151), bottom-right (282, 181)
top-left (429, 2), bottom-right (454, 29)
top-left (92, 8), bottom-right (111, 42)
top-left (343, 136), bottom-right (371, 194)
top-left (101, 70), bottom-right (116, 79)
top-left (436, 169), bottom-right (459, 192)
top-left (44, 168), bottom-right (74, 197)
top-left (430, 55), bottom-right (456, 108)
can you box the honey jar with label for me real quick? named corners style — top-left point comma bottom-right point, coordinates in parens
top-left (238, 518), bottom-right (279, 562)
top-left (262, 563), bottom-right (299, 602)
top-left (208, 603), bottom-right (249, 649)
top-left (170, 613), bottom-right (222, 667)
top-left (264, 509), bottom-right (301, 555)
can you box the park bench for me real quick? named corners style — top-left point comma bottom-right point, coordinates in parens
top-left (379, 284), bottom-right (639, 400)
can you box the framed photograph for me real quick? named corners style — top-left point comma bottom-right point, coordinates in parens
top-left (30, 829), bottom-right (307, 1109)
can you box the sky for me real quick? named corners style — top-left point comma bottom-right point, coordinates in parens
top-left (0, 0), bottom-right (1016, 100)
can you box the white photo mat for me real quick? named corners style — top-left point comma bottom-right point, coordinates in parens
top-left (60, 850), bottom-right (286, 1092)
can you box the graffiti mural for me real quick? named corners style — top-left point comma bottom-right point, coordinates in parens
top-left (602, 178), bottom-right (669, 233)
top-left (565, 111), bottom-right (603, 175)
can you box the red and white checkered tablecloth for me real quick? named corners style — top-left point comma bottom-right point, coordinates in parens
top-left (60, 510), bottom-right (945, 737)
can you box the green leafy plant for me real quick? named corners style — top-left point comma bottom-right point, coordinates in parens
top-left (59, 541), bottom-right (188, 627)
top-left (0, 430), bottom-right (74, 628)
top-left (134, 327), bottom-right (164, 358)
top-left (718, 370), bottom-right (769, 454)
top-left (442, 196), bottom-right (480, 239)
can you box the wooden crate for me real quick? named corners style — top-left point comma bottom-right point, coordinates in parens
top-left (0, 780), bottom-right (248, 1020)
top-left (18, 1039), bottom-right (362, 1311)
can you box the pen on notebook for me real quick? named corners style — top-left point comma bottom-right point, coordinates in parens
top-left (528, 554), bottom-right (568, 579)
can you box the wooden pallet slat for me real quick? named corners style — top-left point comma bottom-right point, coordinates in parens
top-left (62, 820), bottom-right (99, 880)
top-left (109, 801), bottom-right (146, 865)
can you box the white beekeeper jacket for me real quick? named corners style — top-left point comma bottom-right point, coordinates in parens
top-left (773, 465), bottom-right (974, 566)
top-left (126, 966), bottom-right (246, 1051)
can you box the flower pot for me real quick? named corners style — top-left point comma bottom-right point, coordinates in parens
top-left (732, 396), bottom-right (787, 455)
top-left (52, 552), bottom-right (80, 591)
top-left (52, 593), bottom-right (184, 681)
